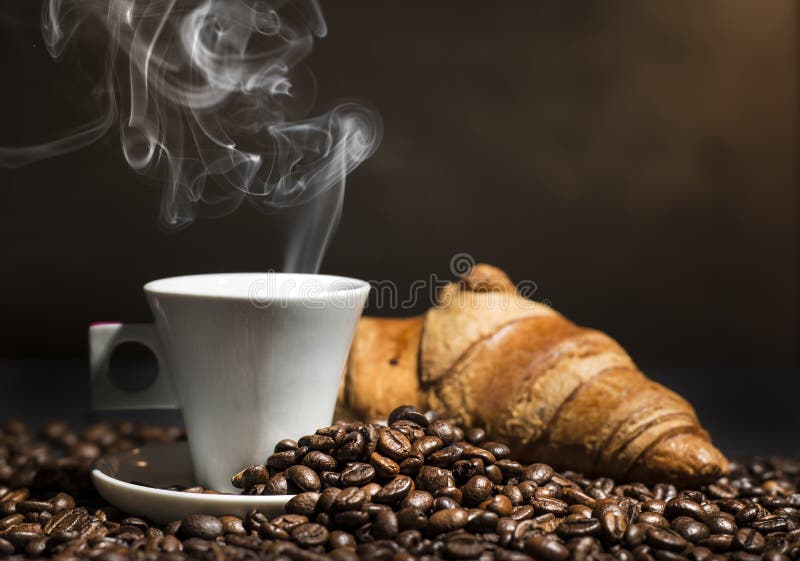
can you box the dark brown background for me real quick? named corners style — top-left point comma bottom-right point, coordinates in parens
top-left (0, 1), bottom-right (797, 454)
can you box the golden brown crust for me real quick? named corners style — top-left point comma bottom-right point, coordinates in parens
top-left (340, 264), bottom-right (728, 485)
top-left (342, 316), bottom-right (425, 421)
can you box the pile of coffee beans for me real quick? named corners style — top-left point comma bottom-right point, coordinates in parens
top-left (0, 410), bottom-right (797, 560)
top-left (224, 405), bottom-right (800, 561)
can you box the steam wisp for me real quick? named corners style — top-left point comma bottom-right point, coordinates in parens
top-left (0, 0), bottom-right (381, 272)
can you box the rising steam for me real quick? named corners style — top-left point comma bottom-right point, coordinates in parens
top-left (0, 0), bottom-right (381, 272)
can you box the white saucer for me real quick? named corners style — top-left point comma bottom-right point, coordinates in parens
top-left (92, 442), bottom-right (289, 524)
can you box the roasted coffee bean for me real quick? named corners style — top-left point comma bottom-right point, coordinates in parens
top-left (699, 533), bottom-right (734, 552)
top-left (462, 475), bottom-right (493, 506)
top-left (665, 498), bottom-right (707, 522)
top-left (286, 465), bottom-right (322, 492)
top-left (333, 487), bottom-right (367, 512)
top-left (274, 438), bottom-right (298, 452)
top-left (179, 514), bottom-right (223, 540)
top-left (399, 455), bottom-right (425, 476)
top-left (595, 499), bottom-right (629, 541)
top-left (388, 406), bottom-right (429, 428)
top-left (262, 473), bottom-right (290, 495)
top-left (735, 505), bottom-right (763, 527)
top-left (401, 490), bottom-right (434, 512)
top-left (525, 535), bottom-right (570, 561)
top-left (286, 492), bottom-right (320, 517)
top-left (378, 428), bottom-right (413, 462)
top-left (335, 431), bottom-right (365, 462)
top-left (425, 420), bottom-right (457, 445)
top-left (638, 511), bottom-right (671, 529)
top-left (557, 516), bottom-right (602, 538)
top-left (339, 462), bottom-right (375, 487)
top-left (485, 463), bottom-right (504, 484)
top-left (433, 496), bottom-right (460, 511)
top-left (267, 450), bottom-right (298, 470)
top-left (642, 500), bottom-right (668, 514)
top-left (445, 533), bottom-right (483, 559)
top-left (298, 434), bottom-right (337, 451)
top-left (482, 441), bottom-right (512, 460)
top-left (415, 465), bottom-right (455, 494)
top-left (733, 528), bottom-right (765, 553)
top-left (522, 463), bottom-right (555, 485)
top-left (749, 516), bottom-right (789, 533)
top-left (672, 517), bottom-right (711, 543)
top-left (374, 476), bottom-right (413, 504)
top-left (370, 452), bottom-right (400, 479)
top-left (646, 527), bottom-right (689, 552)
top-left (291, 522), bottom-right (328, 546)
top-left (231, 464), bottom-right (268, 489)
top-left (302, 451), bottom-right (337, 472)
top-left (218, 515), bottom-right (245, 536)
top-left (412, 436), bottom-right (444, 458)
top-left (707, 513), bottom-right (737, 534)
top-left (373, 510), bottom-right (399, 539)
top-left (451, 458), bottom-right (483, 484)
top-left (533, 498), bottom-right (569, 517)
top-left (396, 507), bottom-right (428, 532)
top-left (428, 508), bottom-right (468, 534)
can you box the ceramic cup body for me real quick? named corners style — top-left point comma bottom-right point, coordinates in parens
top-left (89, 273), bottom-right (370, 491)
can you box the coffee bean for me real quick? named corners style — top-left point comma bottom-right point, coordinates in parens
top-left (179, 515), bottom-right (222, 540)
top-left (415, 466), bottom-right (455, 494)
top-left (525, 535), bottom-right (570, 561)
top-left (400, 490), bottom-right (434, 512)
top-left (263, 473), bottom-right (290, 494)
top-left (388, 406), bottom-right (429, 428)
top-left (339, 463), bottom-right (375, 487)
top-left (749, 516), bottom-right (789, 533)
top-left (336, 431), bottom-right (365, 462)
top-left (638, 511), bottom-right (671, 529)
top-left (373, 510), bottom-right (399, 539)
top-left (707, 513), bottom-right (737, 534)
top-left (445, 533), bottom-right (483, 559)
top-left (286, 492), bottom-right (320, 517)
top-left (291, 522), bottom-right (328, 546)
top-left (594, 499), bottom-right (629, 541)
top-left (396, 508), bottom-right (428, 532)
top-left (332, 487), bottom-right (367, 512)
top-left (425, 420), bottom-right (457, 445)
top-left (521, 463), bottom-right (555, 485)
top-left (274, 438), bottom-right (298, 452)
top-left (428, 508), bottom-right (468, 534)
top-left (665, 498), bottom-right (707, 522)
top-left (267, 450), bottom-right (298, 470)
top-left (302, 451), bottom-right (337, 472)
top-left (672, 517), bottom-right (710, 543)
top-left (462, 475), bottom-right (493, 507)
top-left (412, 436), bottom-right (444, 457)
top-left (378, 428), bottom-right (413, 462)
top-left (533, 498), bottom-right (569, 517)
top-left (286, 465), bottom-right (322, 492)
top-left (646, 527), bottom-right (688, 552)
top-left (374, 476), bottom-right (413, 504)
top-left (557, 517), bottom-right (601, 538)
top-left (733, 528), bottom-right (765, 553)
top-left (218, 515), bottom-right (245, 536)
top-left (370, 452), bottom-right (400, 479)
top-left (482, 495), bottom-right (513, 517)
top-left (298, 435), bottom-right (337, 452)
top-left (699, 533), bottom-right (734, 552)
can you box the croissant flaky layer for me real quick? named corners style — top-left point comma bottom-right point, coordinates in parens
top-left (339, 264), bottom-right (728, 486)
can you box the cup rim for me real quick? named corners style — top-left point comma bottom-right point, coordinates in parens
top-left (143, 272), bottom-right (370, 302)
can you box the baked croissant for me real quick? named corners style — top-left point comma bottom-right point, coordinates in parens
top-left (337, 264), bottom-right (728, 486)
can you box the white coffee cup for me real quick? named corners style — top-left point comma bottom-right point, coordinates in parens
top-left (89, 272), bottom-right (370, 492)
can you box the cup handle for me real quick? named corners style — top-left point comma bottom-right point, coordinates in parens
top-left (89, 322), bottom-right (179, 410)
